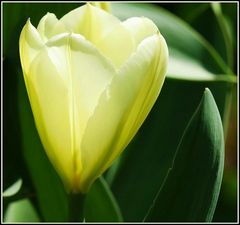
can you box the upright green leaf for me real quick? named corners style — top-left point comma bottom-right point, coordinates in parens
top-left (145, 88), bottom-right (224, 222)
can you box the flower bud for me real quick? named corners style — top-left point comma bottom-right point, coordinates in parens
top-left (19, 4), bottom-right (168, 193)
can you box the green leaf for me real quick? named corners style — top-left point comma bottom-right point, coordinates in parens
top-left (85, 177), bottom-right (123, 222)
top-left (144, 88), bottom-right (224, 222)
top-left (4, 199), bottom-right (40, 222)
top-left (3, 179), bottom-right (23, 198)
top-left (167, 48), bottom-right (236, 82)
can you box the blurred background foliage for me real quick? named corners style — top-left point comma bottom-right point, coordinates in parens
top-left (2, 2), bottom-right (237, 222)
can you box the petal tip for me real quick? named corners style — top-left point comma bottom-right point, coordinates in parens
top-left (26, 18), bottom-right (32, 26)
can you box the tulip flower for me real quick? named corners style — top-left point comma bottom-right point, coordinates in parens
top-left (19, 3), bottom-right (168, 194)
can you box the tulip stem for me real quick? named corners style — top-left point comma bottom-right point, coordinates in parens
top-left (68, 193), bottom-right (86, 222)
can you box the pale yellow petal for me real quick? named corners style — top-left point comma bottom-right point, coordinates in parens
top-left (45, 33), bottom-right (116, 142)
top-left (37, 12), bottom-right (70, 42)
top-left (60, 4), bottom-right (135, 68)
top-left (19, 19), bottom-right (44, 76)
top-left (27, 49), bottom-right (74, 192)
top-left (30, 33), bottom-right (116, 192)
top-left (60, 4), bottom-right (120, 43)
top-left (37, 13), bottom-right (58, 42)
top-left (123, 17), bottom-right (159, 46)
top-left (80, 34), bottom-right (168, 192)
top-left (19, 5), bottom-right (169, 194)
top-left (121, 34), bottom-right (168, 148)
top-left (95, 23), bottom-right (135, 68)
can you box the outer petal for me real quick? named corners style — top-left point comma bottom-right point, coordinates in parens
top-left (19, 19), bottom-right (44, 76)
top-left (27, 33), bottom-right (116, 192)
top-left (95, 23), bottom-right (135, 68)
top-left (27, 49), bottom-right (74, 191)
top-left (60, 4), bottom-right (135, 68)
top-left (123, 17), bottom-right (159, 46)
top-left (80, 34), bottom-right (168, 192)
top-left (37, 12), bottom-right (69, 42)
top-left (45, 33), bottom-right (116, 142)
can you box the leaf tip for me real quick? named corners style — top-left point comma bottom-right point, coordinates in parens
top-left (203, 87), bottom-right (212, 98)
top-left (202, 87), bottom-right (216, 109)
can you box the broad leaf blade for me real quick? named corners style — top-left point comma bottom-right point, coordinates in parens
top-left (145, 88), bottom-right (224, 222)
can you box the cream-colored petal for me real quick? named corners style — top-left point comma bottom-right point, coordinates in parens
top-left (27, 49), bottom-right (74, 192)
top-left (37, 13), bottom-right (58, 42)
top-left (121, 34), bottom-right (168, 148)
top-left (19, 19), bottom-right (44, 76)
top-left (37, 12), bottom-right (70, 42)
top-left (123, 17), bottom-right (159, 46)
top-left (95, 23), bottom-right (135, 68)
top-left (60, 4), bottom-right (136, 68)
top-left (28, 33), bottom-right (116, 192)
top-left (60, 4), bottom-right (120, 43)
top-left (45, 33), bottom-right (116, 141)
top-left (80, 34), bottom-right (168, 192)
